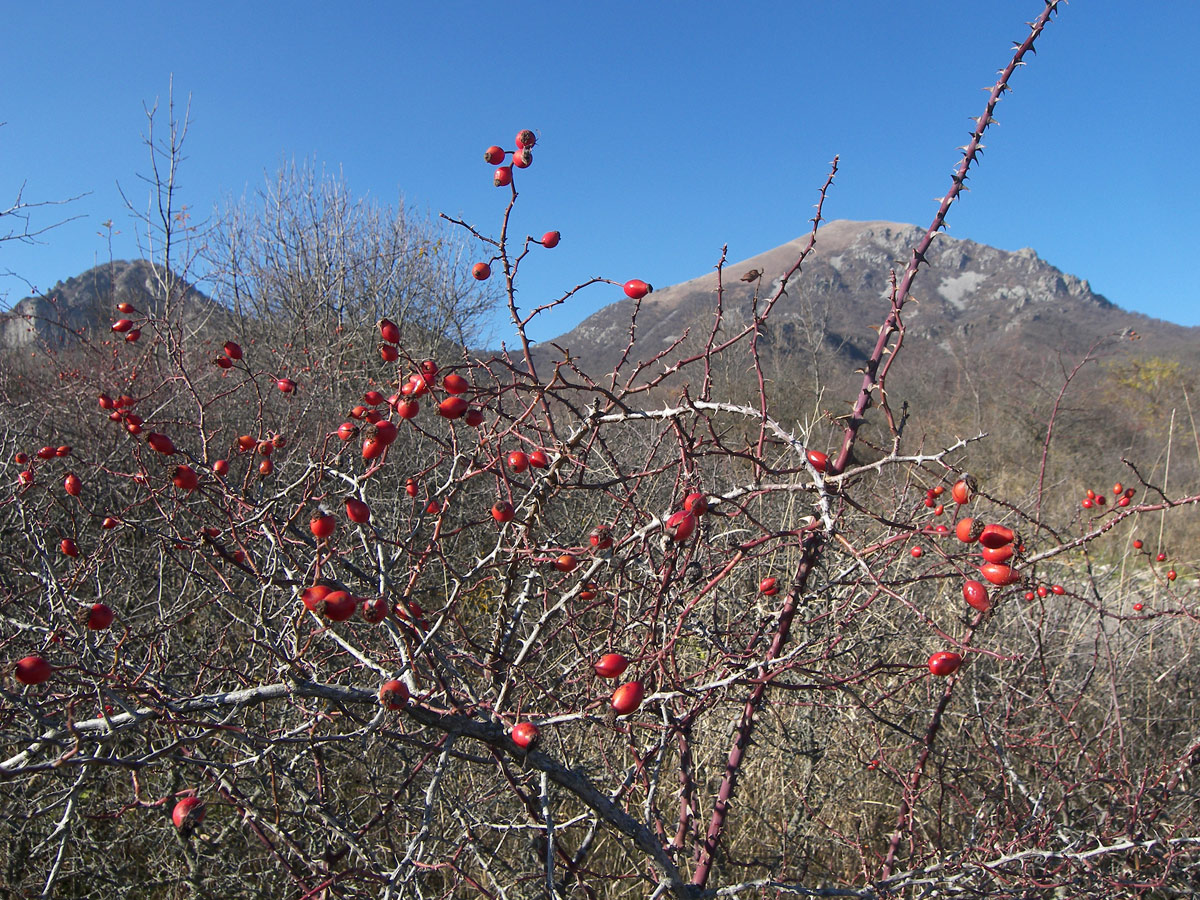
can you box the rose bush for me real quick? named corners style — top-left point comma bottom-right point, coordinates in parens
top-left (3, 5), bottom-right (1200, 897)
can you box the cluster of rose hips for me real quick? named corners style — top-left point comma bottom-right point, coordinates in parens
top-left (490, 451), bottom-right (551, 523)
top-left (1080, 481), bottom-right (1136, 509)
top-left (504, 448), bottom-right (549, 474)
top-left (921, 483), bottom-right (948, 517)
top-left (336, 345), bottom-right (487, 469)
top-left (97, 391), bottom-right (144, 437)
top-left (916, 476), bottom-right (972, 527)
top-left (213, 339), bottom-right (243, 370)
top-left (299, 583), bottom-right (394, 625)
top-left (229, 431), bottom-right (284, 478)
top-left (954, 517), bottom-right (1021, 588)
top-left (108, 301), bottom-right (142, 343)
top-left (475, 129), bottom-right (654, 306)
top-left (1022, 583), bottom-right (1066, 602)
top-left (925, 478), bottom-right (1024, 677)
top-left (918, 472), bottom-right (1150, 677)
top-left (484, 128), bottom-right (539, 188)
top-left (472, 130), bottom-right (563, 281)
top-left (10, 444), bottom-right (91, 559)
top-left (298, 560), bottom-right (429, 625)
top-left (11, 442), bottom-right (74, 492)
top-left (913, 480), bottom-right (1024, 591)
top-left (303, 337), bottom-right (577, 629)
top-left (662, 491), bottom-right (709, 544)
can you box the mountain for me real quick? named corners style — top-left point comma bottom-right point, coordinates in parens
top-left (0, 259), bottom-right (219, 350)
top-left (539, 219), bottom-right (1195, 375)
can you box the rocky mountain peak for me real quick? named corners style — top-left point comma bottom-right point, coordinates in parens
top-left (1, 260), bottom-right (214, 349)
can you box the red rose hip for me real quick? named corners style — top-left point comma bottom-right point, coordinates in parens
top-left (379, 318), bottom-right (401, 344)
top-left (623, 279), bottom-right (652, 300)
top-left (310, 512), bottom-right (337, 540)
top-left (962, 580), bottom-right (990, 613)
top-left (86, 603), bottom-right (115, 630)
top-left (664, 509), bottom-right (697, 542)
top-left (610, 680), bottom-right (645, 715)
top-left (345, 498), bottom-right (370, 524)
top-left (594, 653), bottom-right (629, 678)
top-left (379, 679), bottom-right (410, 710)
top-left (172, 797), bottom-right (205, 831)
top-left (927, 651), bottom-right (962, 677)
top-left (511, 721), bottom-right (538, 749)
top-left (171, 465), bottom-right (199, 494)
top-left (15, 655), bottom-right (52, 685)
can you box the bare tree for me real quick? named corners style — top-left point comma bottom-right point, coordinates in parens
top-left (207, 161), bottom-right (497, 354)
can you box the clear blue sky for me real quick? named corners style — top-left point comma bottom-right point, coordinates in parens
top-left (2, 2), bottom-right (1196, 344)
